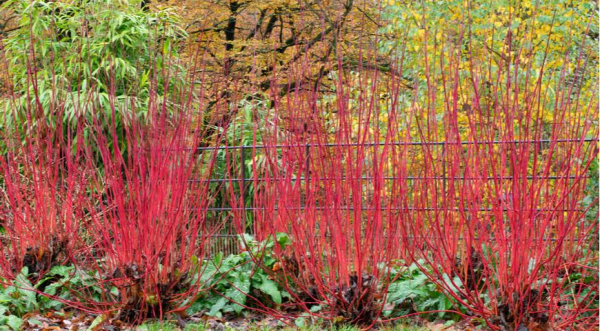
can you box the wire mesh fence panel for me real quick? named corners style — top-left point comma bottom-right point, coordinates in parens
top-left (200, 138), bottom-right (597, 257)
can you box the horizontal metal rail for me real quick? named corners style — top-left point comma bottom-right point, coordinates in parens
top-left (204, 206), bottom-right (585, 212)
top-left (196, 175), bottom-right (582, 183)
top-left (200, 234), bottom-right (591, 242)
top-left (194, 138), bottom-right (597, 151)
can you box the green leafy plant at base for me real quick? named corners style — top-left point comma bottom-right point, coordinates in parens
top-left (186, 233), bottom-right (291, 318)
top-left (139, 321), bottom-right (210, 331)
top-left (36, 265), bottom-right (116, 311)
top-left (383, 262), bottom-right (460, 322)
top-left (0, 268), bottom-right (35, 330)
top-left (137, 320), bottom-right (431, 331)
top-left (0, 265), bottom-right (118, 331)
top-left (0, 267), bottom-right (68, 330)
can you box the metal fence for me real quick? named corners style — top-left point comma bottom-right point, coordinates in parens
top-left (200, 138), bottom-right (598, 257)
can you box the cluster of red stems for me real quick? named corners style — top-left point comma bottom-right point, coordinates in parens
top-left (0, 13), bottom-right (598, 331)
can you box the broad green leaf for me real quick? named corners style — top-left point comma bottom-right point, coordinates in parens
top-left (86, 314), bottom-right (107, 331)
top-left (225, 273), bottom-right (250, 314)
top-left (6, 316), bottom-right (22, 331)
top-left (257, 276), bottom-right (282, 305)
top-left (208, 297), bottom-right (227, 316)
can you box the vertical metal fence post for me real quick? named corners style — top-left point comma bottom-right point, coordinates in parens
top-left (442, 144), bottom-right (446, 195)
top-left (305, 143), bottom-right (310, 184)
top-left (240, 145), bottom-right (246, 230)
top-left (304, 143), bottom-right (310, 234)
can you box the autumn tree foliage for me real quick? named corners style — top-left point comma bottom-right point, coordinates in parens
top-left (158, 1), bottom-right (389, 107)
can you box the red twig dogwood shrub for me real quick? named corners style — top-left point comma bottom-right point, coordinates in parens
top-left (81, 71), bottom-right (226, 323)
top-left (399, 21), bottom-right (599, 331)
top-left (0, 100), bottom-right (92, 283)
top-left (226, 65), bottom-right (412, 327)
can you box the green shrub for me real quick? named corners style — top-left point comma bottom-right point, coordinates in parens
top-left (0, 0), bottom-right (187, 150)
top-left (186, 233), bottom-right (291, 318)
top-left (383, 262), bottom-right (460, 323)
